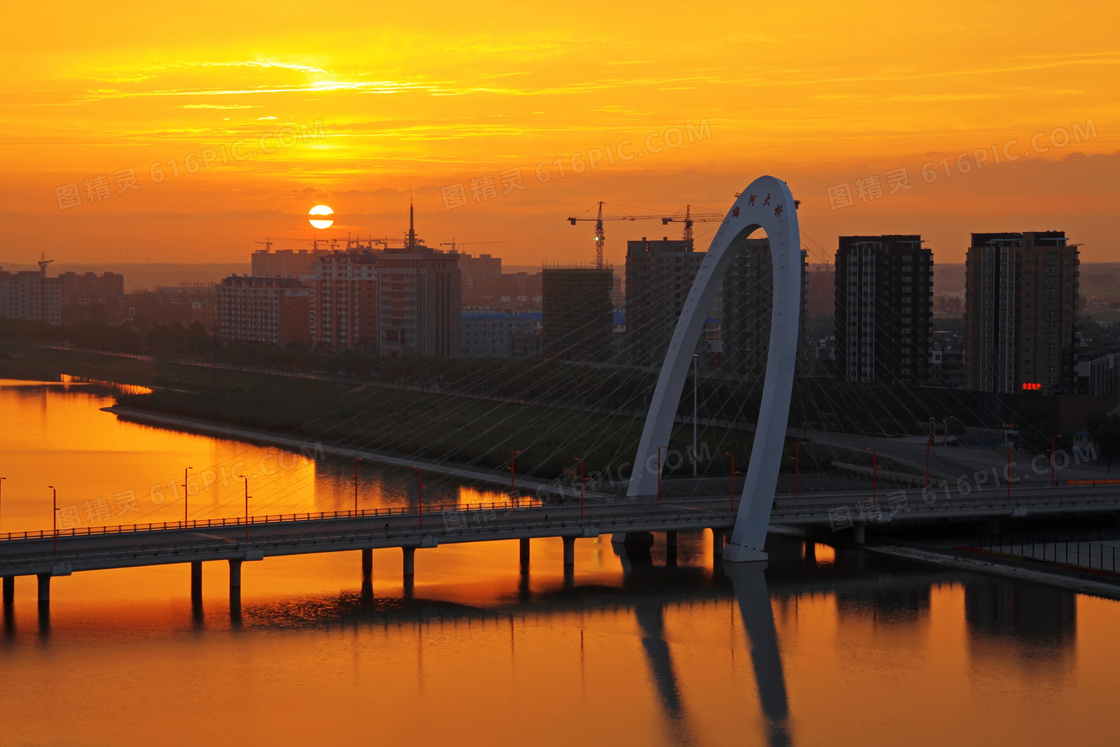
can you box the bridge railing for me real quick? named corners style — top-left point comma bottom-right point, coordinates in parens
top-left (0, 498), bottom-right (557, 544)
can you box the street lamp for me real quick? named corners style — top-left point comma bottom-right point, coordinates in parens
top-left (49, 485), bottom-right (58, 555)
top-left (183, 466), bottom-right (193, 525)
top-left (242, 476), bottom-right (250, 541)
top-left (866, 448), bottom-right (878, 504)
top-left (412, 467), bottom-right (423, 528)
top-left (573, 458), bottom-right (586, 520)
top-left (657, 445), bottom-right (665, 504)
top-left (353, 458), bottom-right (362, 515)
top-left (692, 353), bottom-right (699, 478)
top-left (1051, 434), bottom-right (1062, 487)
top-left (724, 452), bottom-right (735, 511)
top-left (0, 476), bottom-right (6, 533)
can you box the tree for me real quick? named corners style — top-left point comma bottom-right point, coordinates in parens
top-left (1088, 411), bottom-right (1120, 473)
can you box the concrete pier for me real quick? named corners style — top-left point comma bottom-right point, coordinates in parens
top-left (37, 573), bottom-right (50, 603)
top-left (190, 561), bottom-right (202, 601)
top-left (853, 524), bottom-right (866, 544)
top-left (402, 547), bottom-right (416, 577)
top-left (712, 528), bottom-right (726, 557)
top-left (665, 530), bottom-right (678, 567)
top-left (2, 576), bottom-right (13, 604)
top-left (361, 548), bottom-right (373, 579)
top-left (229, 559), bottom-right (243, 596)
top-left (519, 538), bottom-right (530, 573)
top-left (562, 536), bottom-right (576, 567)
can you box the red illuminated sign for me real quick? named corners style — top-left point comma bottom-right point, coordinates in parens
top-left (1022, 382), bottom-right (1042, 391)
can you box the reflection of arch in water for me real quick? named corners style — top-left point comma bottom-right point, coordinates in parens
top-left (625, 176), bottom-right (801, 563)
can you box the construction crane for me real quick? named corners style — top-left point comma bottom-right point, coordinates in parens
top-left (659, 204), bottom-right (724, 242)
top-left (567, 202), bottom-right (672, 268)
top-left (254, 239), bottom-right (274, 251)
top-left (568, 202), bottom-right (726, 266)
top-left (439, 239), bottom-right (507, 252)
top-left (37, 252), bottom-right (53, 277)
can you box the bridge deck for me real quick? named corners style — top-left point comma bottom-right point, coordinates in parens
top-left (1, 485), bottom-right (1117, 578)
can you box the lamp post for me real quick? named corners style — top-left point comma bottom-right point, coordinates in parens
top-left (353, 458), bottom-right (362, 515)
top-left (867, 449), bottom-right (878, 504)
top-left (692, 353), bottom-right (699, 478)
top-left (925, 438), bottom-right (931, 490)
top-left (0, 476), bottom-right (6, 533)
top-left (510, 450), bottom-right (520, 499)
top-left (657, 445), bottom-right (665, 504)
top-left (724, 452), bottom-right (735, 511)
top-left (183, 466), bottom-right (193, 525)
top-left (413, 467), bottom-right (423, 528)
top-left (1051, 435), bottom-right (1061, 487)
top-left (49, 485), bottom-right (58, 555)
top-left (1007, 444), bottom-right (1012, 500)
top-left (574, 458), bottom-right (586, 520)
top-left (793, 442), bottom-right (807, 499)
top-left (242, 476), bottom-right (249, 541)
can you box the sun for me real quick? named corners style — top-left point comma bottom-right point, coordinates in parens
top-left (308, 204), bottom-right (334, 230)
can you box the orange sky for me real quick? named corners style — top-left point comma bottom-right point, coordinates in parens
top-left (1, 0), bottom-right (1117, 267)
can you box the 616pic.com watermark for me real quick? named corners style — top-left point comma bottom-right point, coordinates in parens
top-left (826, 119), bottom-right (1099, 211)
top-left (440, 120), bottom-right (713, 210)
top-left (52, 119), bottom-right (327, 212)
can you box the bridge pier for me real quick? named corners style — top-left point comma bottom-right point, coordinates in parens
top-left (229, 559), bottom-right (243, 598)
top-left (37, 573), bottom-right (50, 604)
top-left (361, 548), bottom-right (374, 579)
top-left (853, 524), bottom-right (866, 545)
top-left (712, 528), bottom-right (726, 557)
top-left (402, 547), bottom-right (416, 577)
top-left (2, 576), bottom-right (12, 605)
top-left (190, 561), bottom-right (203, 602)
top-left (665, 530), bottom-right (678, 566)
top-left (519, 538), bottom-right (530, 573)
top-left (562, 536), bottom-right (576, 568)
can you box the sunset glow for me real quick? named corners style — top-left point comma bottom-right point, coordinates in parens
top-left (2, 0), bottom-right (1117, 265)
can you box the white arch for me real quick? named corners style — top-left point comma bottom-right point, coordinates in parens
top-left (625, 175), bottom-right (801, 563)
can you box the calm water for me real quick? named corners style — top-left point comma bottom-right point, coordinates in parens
top-left (0, 380), bottom-right (1117, 745)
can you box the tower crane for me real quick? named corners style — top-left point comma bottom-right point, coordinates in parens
top-left (659, 204), bottom-right (724, 242)
top-left (38, 252), bottom-right (53, 277)
top-left (566, 202), bottom-right (670, 268)
top-left (567, 203), bottom-right (726, 266)
top-left (439, 239), bottom-right (507, 252)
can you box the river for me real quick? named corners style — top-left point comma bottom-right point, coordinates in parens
top-left (0, 379), bottom-right (1115, 745)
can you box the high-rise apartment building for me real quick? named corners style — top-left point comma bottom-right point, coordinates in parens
top-left (625, 238), bottom-right (704, 367)
top-left (309, 250), bottom-right (379, 349)
top-left (541, 267), bottom-right (614, 362)
top-left (217, 276), bottom-right (310, 344)
top-left (965, 231), bottom-right (1079, 394)
top-left (252, 248), bottom-right (329, 278)
top-left (0, 270), bottom-right (61, 324)
top-left (721, 238), bottom-right (807, 375)
top-left (835, 235), bottom-right (933, 384)
top-left (377, 245), bottom-right (461, 357)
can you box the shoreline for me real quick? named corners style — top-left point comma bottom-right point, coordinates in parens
top-left (103, 405), bottom-right (613, 499)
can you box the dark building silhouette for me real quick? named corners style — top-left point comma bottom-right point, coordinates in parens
top-left (835, 235), bottom-right (933, 384)
top-left (722, 238), bottom-right (807, 375)
top-left (965, 231), bottom-right (1079, 394)
top-left (57, 272), bottom-right (124, 325)
top-left (625, 238), bottom-right (703, 367)
top-left (542, 267), bottom-right (613, 362)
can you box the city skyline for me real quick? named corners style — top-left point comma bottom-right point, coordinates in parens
top-left (2, 1), bottom-right (1116, 266)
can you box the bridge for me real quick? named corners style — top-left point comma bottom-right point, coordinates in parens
top-left (3, 481), bottom-right (1118, 606)
top-left (4, 176), bottom-right (1117, 611)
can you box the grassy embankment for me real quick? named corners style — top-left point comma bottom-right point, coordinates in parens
top-left (0, 343), bottom-right (793, 481)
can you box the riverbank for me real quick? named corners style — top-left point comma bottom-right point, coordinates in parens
top-left (104, 406), bottom-right (613, 498)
